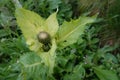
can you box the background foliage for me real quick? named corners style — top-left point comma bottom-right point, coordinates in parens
top-left (0, 0), bottom-right (120, 80)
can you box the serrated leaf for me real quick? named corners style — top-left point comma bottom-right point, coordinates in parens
top-left (94, 67), bottom-right (119, 80)
top-left (20, 53), bottom-right (42, 67)
top-left (57, 16), bottom-right (96, 48)
top-left (19, 52), bottom-right (48, 80)
top-left (63, 64), bottom-right (85, 80)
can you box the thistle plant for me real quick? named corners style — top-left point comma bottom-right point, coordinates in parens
top-left (15, 5), bottom-right (96, 77)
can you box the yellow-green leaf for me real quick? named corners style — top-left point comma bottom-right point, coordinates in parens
top-left (94, 67), bottom-right (119, 80)
top-left (15, 8), bottom-right (45, 51)
top-left (44, 12), bottom-right (59, 37)
top-left (57, 15), bottom-right (96, 48)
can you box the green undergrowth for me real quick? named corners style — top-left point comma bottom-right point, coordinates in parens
top-left (0, 0), bottom-right (120, 80)
top-left (0, 26), bottom-right (119, 80)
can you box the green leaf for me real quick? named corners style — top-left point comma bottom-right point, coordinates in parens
top-left (44, 12), bottom-right (59, 37)
top-left (72, 64), bottom-right (85, 79)
top-left (48, 0), bottom-right (61, 9)
top-left (19, 52), bottom-right (48, 80)
top-left (94, 67), bottom-right (119, 80)
top-left (63, 64), bottom-right (85, 80)
top-left (0, 0), bottom-right (8, 7)
top-left (57, 15), bottom-right (96, 48)
top-left (0, 29), bottom-right (11, 38)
